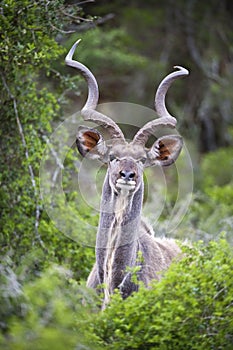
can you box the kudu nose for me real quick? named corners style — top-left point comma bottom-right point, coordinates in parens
top-left (119, 170), bottom-right (136, 181)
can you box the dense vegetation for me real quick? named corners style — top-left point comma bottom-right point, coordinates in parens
top-left (0, 0), bottom-right (233, 348)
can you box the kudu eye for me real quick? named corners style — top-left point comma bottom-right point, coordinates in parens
top-left (109, 154), bottom-right (117, 162)
top-left (140, 157), bottom-right (147, 164)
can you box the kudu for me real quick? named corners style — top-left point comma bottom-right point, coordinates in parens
top-left (65, 40), bottom-right (189, 308)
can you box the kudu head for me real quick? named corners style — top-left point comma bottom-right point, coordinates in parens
top-left (65, 40), bottom-right (189, 195)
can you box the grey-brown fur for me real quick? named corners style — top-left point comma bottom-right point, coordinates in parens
top-left (86, 168), bottom-right (181, 307)
top-left (65, 40), bottom-right (189, 308)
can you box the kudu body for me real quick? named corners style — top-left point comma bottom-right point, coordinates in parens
top-left (66, 40), bottom-right (189, 308)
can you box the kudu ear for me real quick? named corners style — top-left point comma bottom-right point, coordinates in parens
top-left (76, 126), bottom-right (108, 162)
top-left (147, 135), bottom-right (183, 167)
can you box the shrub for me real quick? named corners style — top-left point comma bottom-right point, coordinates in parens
top-left (1, 265), bottom-right (100, 350)
top-left (90, 238), bottom-right (233, 349)
top-left (2, 240), bottom-right (232, 349)
top-left (200, 148), bottom-right (233, 189)
top-left (177, 147), bottom-right (233, 242)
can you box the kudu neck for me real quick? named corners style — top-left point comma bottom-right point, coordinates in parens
top-left (97, 170), bottom-right (144, 248)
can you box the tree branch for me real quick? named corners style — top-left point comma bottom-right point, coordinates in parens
top-left (1, 71), bottom-right (45, 249)
top-left (185, 0), bottom-right (224, 83)
top-left (42, 135), bottom-right (64, 186)
top-left (66, 13), bottom-right (115, 33)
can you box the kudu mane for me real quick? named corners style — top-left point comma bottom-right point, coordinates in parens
top-left (65, 40), bottom-right (189, 309)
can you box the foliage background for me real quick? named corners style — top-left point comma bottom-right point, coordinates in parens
top-left (0, 0), bottom-right (233, 348)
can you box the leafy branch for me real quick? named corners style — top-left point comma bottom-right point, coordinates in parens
top-left (0, 71), bottom-right (45, 249)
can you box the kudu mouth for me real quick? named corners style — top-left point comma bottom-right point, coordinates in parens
top-left (116, 178), bottom-right (137, 192)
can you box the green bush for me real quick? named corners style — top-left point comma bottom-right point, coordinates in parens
top-left (1, 265), bottom-right (100, 350)
top-left (176, 147), bottom-right (233, 242)
top-left (1, 240), bottom-right (232, 349)
top-left (0, 0), bottom-right (97, 284)
top-left (90, 238), bottom-right (233, 349)
top-left (200, 148), bottom-right (233, 189)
